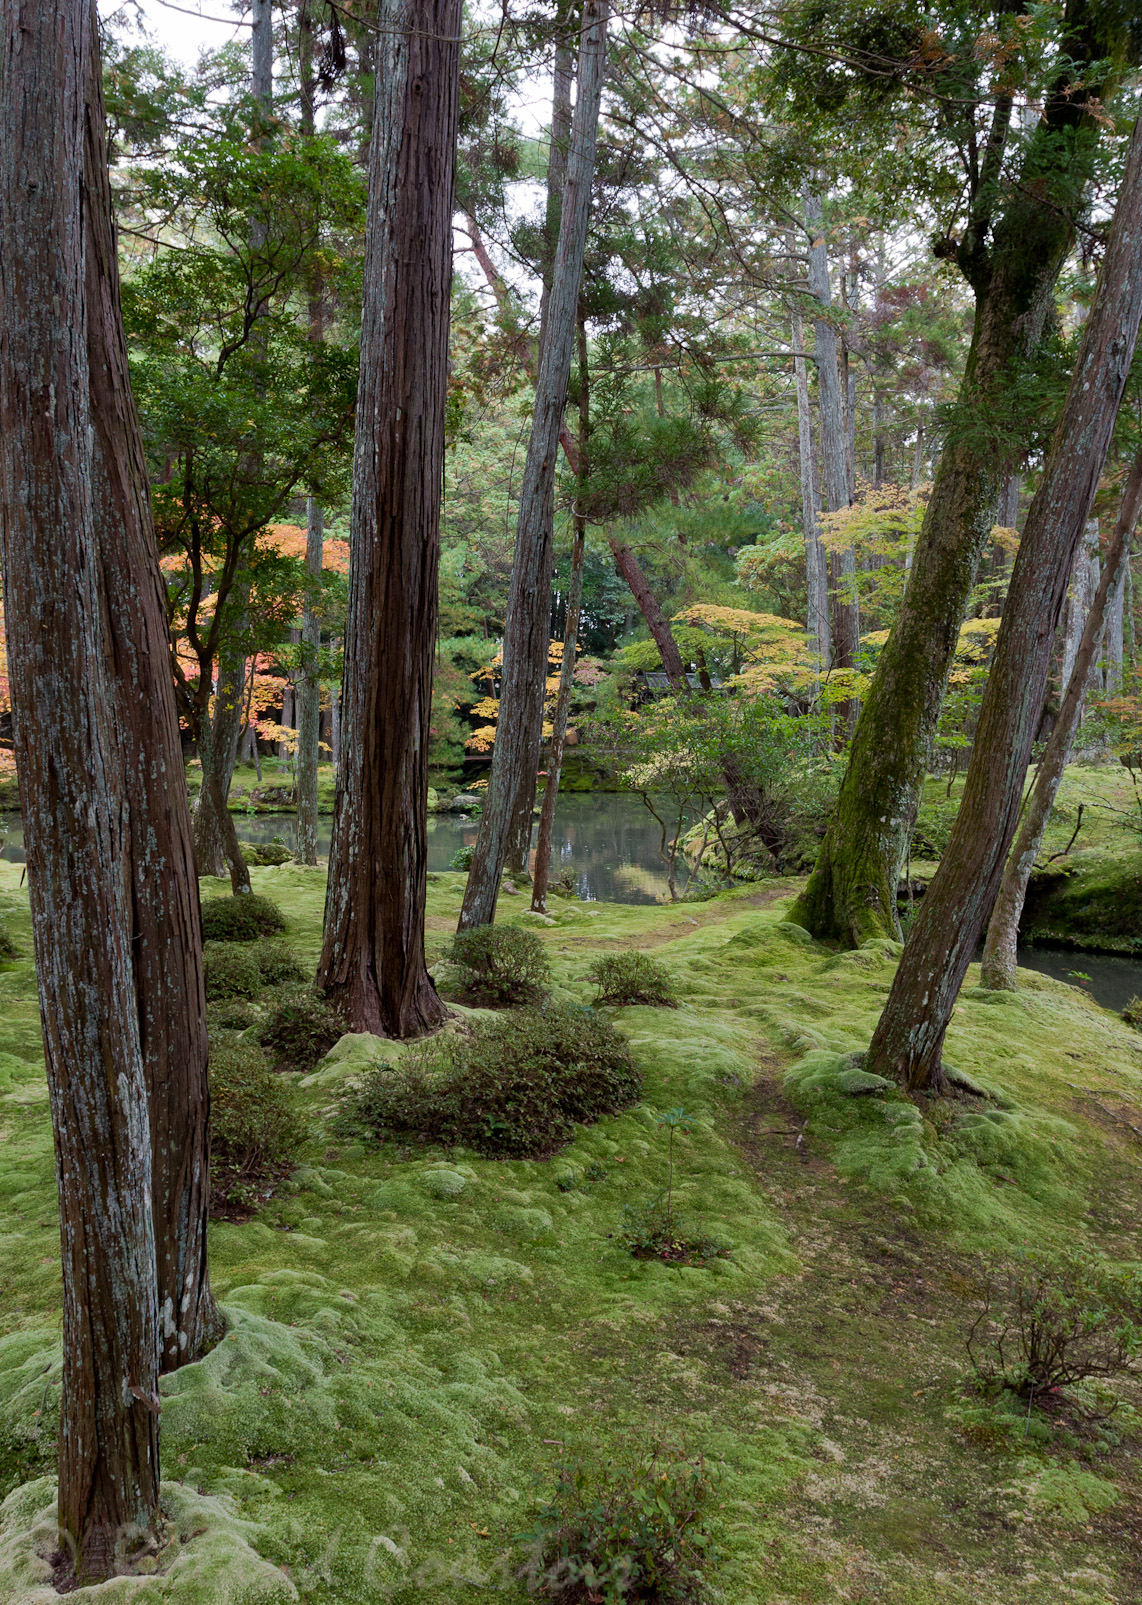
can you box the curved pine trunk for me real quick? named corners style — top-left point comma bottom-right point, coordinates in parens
top-left (317, 0), bottom-right (461, 1036)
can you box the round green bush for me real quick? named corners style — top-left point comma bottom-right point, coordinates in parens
top-left (204, 941), bottom-right (263, 1000)
top-left (209, 1035), bottom-right (305, 1207)
top-left (253, 939), bottom-right (307, 988)
top-left (259, 989), bottom-right (342, 1072)
top-left (340, 1004), bottom-right (641, 1158)
top-left (200, 893), bottom-right (287, 942)
top-left (206, 997), bottom-right (261, 1032)
top-left (588, 951), bottom-right (677, 1008)
top-left (441, 924), bottom-right (550, 1006)
top-left (449, 844), bottom-right (475, 872)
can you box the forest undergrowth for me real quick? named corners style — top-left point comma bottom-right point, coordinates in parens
top-left (2, 859), bottom-right (1142, 1602)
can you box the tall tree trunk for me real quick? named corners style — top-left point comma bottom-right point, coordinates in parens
top-left (83, 4), bottom-right (215, 1373)
top-left (0, 0), bottom-right (161, 1575)
top-left (194, 634), bottom-right (249, 881)
top-left (792, 308), bottom-right (831, 670)
top-left (981, 444), bottom-right (1142, 991)
top-left (789, 66), bottom-right (1108, 949)
top-left (532, 314), bottom-right (590, 912)
top-left (460, 0), bottom-right (608, 930)
top-left (317, 0), bottom-right (460, 1036)
top-left (1060, 520), bottom-right (1099, 692)
top-left (867, 113), bottom-right (1142, 1093)
top-left (296, 497), bottom-right (323, 864)
top-left (804, 187), bottom-right (858, 691)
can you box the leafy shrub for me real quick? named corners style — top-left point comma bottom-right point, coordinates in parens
top-left (519, 1440), bottom-right (718, 1603)
top-left (619, 1197), bottom-right (729, 1266)
top-left (259, 988), bottom-right (342, 1072)
top-left (340, 1005), bottom-right (640, 1158)
top-left (588, 951), bottom-right (677, 1008)
top-left (204, 942), bottom-right (262, 1000)
top-left (0, 921), bottom-right (17, 961)
top-left (206, 997), bottom-right (261, 1032)
top-left (200, 893), bottom-right (287, 942)
top-left (209, 1035), bottom-right (306, 1208)
top-left (966, 1250), bottom-right (1142, 1403)
top-left (1123, 996), bottom-right (1142, 1029)
top-left (449, 844), bottom-right (475, 871)
top-left (253, 940), bottom-right (307, 988)
top-left (442, 924), bottom-right (550, 1006)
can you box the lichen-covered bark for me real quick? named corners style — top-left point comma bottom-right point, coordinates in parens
top-left (0, 0), bottom-right (161, 1573)
top-left (868, 113), bottom-right (1142, 1093)
top-left (295, 496), bottom-right (323, 866)
top-left (83, 8), bottom-right (216, 1371)
top-left (981, 443), bottom-right (1142, 991)
top-left (317, 0), bottom-right (459, 1036)
top-left (790, 64), bottom-right (1108, 949)
top-left (460, 0), bottom-right (609, 930)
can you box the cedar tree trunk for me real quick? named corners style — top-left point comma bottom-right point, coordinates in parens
top-left (460, 0), bottom-right (609, 930)
top-left (317, 0), bottom-right (460, 1035)
top-left (867, 112), bottom-right (1142, 1093)
top-left (0, 0), bottom-right (161, 1574)
top-left (296, 495), bottom-right (323, 865)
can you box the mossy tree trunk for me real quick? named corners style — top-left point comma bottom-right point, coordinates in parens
top-left (789, 67), bottom-right (1109, 949)
top-left (981, 442), bottom-right (1142, 990)
top-left (1, 0), bottom-right (162, 1574)
top-left (317, 0), bottom-right (460, 1036)
top-left (868, 114), bottom-right (1142, 1093)
top-left (460, 0), bottom-right (608, 930)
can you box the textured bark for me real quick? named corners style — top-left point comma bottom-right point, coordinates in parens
top-left (317, 0), bottom-right (460, 1035)
top-left (867, 112), bottom-right (1142, 1093)
top-left (981, 444), bottom-right (1142, 991)
top-left (83, 7), bottom-right (216, 1372)
top-left (1060, 521), bottom-right (1099, 692)
top-left (609, 539), bottom-right (689, 688)
top-left (792, 308), bottom-right (831, 670)
top-left (790, 65), bottom-right (1107, 949)
top-left (193, 636), bottom-right (249, 883)
top-left (460, 0), bottom-right (608, 930)
top-left (0, 0), bottom-right (161, 1575)
top-left (296, 496), bottom-right (323, 864)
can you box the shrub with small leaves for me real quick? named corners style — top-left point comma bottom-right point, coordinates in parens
top-left (209, 1034), bottom-right (306, 1209)
top-left (588, 951), bottom-right (677, 1008)
top-left (253, 940), bottom-right (307, 988)
top-left (442, 924), bottom-right (550, 1006)
top-left (966, 1250), bottom-right (1142, 1403)
top-left (200, 893), bottom-right (288, 942)
top-left (258, 988), bottom-right (342, 1072)
top-left (206, 997), bottom-right (261, 1032)
top-left (518, 1439), bottom-right (718, 1603)
top-left (1123, 996), bottom-right (1142, 1029)
top-left (339, 1004), bottom-right (640, 1158)
top-left (204, 942), bottom-right (263, 1000)
top-left (449, 844), bottom-right (475, 871)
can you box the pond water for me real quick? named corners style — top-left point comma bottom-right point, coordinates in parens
top-left (3, 797), bottom-right (1141, 1012)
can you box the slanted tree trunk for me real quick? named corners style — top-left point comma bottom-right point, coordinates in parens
top-left (0, 0), bottom-right (161, 1575)
top-left (296, 496), bottom-right (323, 864)
top-left (792, 308), bottom-right (831, 670)
top-left (981, 443), bottom-right (1142, 991)
top-left (83, 6), bottom-right (215, 1372)
top-left (790, 66), bottom-right (1109, 949)
top-left (1060, 520), bottom-right (1100, 692)
top-left (867, 113), bottom-right (1142, 1093)
top-left (532, 315), bottom-right (590, 912)
top-left (460, 0), bottom-right (608, 930)
top-left (317, 0), bottom-right (460, 1036)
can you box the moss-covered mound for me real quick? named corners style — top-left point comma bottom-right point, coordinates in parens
top-left (1021, 848), bottom-right (1142, 952)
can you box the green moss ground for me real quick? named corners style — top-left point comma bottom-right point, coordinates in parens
top-left (3, 860), bottom-right (1142, 1601)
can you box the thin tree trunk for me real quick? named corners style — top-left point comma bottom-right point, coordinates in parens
top-left (1061, 520), bottom-right (1099, 692)
top-left (867, 113), bottom-right (1142, 1093)
top-left (792, 308), bottom-right (831, 670)
top-left (981, 444), bottom-right (1142, 990)
top-left (0, 0), bottom-right (161, 1575)
top-left (317, 0), bottom-right (460, 1036)
top-left (195, 707), bottom-right (253, 893)
top-left (1105, 548), bottom-right (1127, 694)
top-left (789, 71), bottom-right (1107, 949)
top-left (460, 0), bottom-right (608, 930)
top-left (331, 676), bottom-right (341, 772)
top-left (296, 496), bottom-right (323, 864)
top-left (532, 314), bottom-right (590, 912)
top-left (83, 5), bottom-right (215, 1373)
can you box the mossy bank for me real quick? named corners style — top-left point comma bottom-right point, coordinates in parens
top-left (2, 861), bottom-right (1142, 1601)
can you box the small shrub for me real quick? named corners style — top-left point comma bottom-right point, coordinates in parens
top-left (253, 939), bottom-right (307, 988)
top-left (200, 893), bottom-right (287, 942)
top-left (966, 1250), bottom-right (1142, 1404)
top-left (339, 1004), bottom-right (640, 1158)
top-left (619, 1197), bottom-right (729, 1266)
top-left (449, 844), bottom-right (475, 871)
top-left (209, 1035), bottom-right (305, 1209)
top-left (588, 951), bottom-right (677, 1008)
top-left (519, 1440), bottom-right (718, 1603)
top-left (259, 988), bottom-right (342, 1072)
top-left (206, 997), bottom-right (261, 1032)
top-left (1123, 996), bottom-right (1142, 1029)
top-left (204, 941), bottom-right (263, 1000)
top-left (442, 924), bottom-right (550, 1006)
